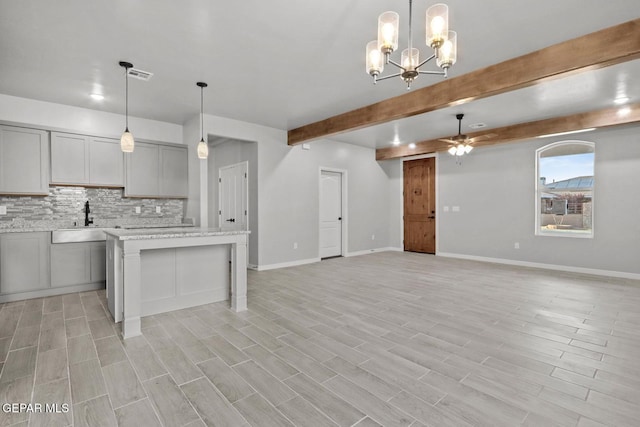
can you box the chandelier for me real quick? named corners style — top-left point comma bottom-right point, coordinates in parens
top-left (365, 1), bottom-right (457, 90)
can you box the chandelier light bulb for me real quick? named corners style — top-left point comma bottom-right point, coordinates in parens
top-left (437, 31), bottom-right (457, 69)
top-left (366, 40), bottom-right (384, 76)
top-left (377, 11), bottom-right (399, 54)
top-left (426, 3), bottom-right (449, 49)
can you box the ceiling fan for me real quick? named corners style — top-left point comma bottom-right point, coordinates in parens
top-left (440, 113), bottom-right (493, 156)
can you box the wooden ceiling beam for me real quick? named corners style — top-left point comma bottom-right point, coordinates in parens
top-left (288, 19), bottom-right (640, 145)
top-left (375, 103), bottom-right (640, 160)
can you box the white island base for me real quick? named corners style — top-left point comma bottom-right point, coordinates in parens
top-left (105, 228), bottom-right (249, 339)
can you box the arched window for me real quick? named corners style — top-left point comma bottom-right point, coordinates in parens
top-left (535, 140), bottom-right (594, 237)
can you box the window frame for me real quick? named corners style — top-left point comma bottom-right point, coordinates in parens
top-left (534, 140), bottom-right (595, 238)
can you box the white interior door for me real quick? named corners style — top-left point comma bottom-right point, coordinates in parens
top-left (320, 170), bottom-right (342, 258)
top-left (219, 162), bottom-right (248, 231)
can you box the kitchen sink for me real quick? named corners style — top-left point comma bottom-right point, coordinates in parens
top-left (51, 228), bottom-right (107, 243)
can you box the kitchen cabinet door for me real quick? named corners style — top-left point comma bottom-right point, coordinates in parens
top-left (51, 243), bottom-right (91, 288)
top-left (0, 232), bottom-right (50, 294)
top-left (159, 145), bottom-right (188, 197)
top-left (0, 125), bottom-right (49, 195)
top-left (50, 132), bottom-right (89, 184)
top-left (124, 142), bottom-right (160, 197)
top-left (90, 242), bottom-right (106, 282)
top-left (89, 137), bottom-right (124, 186)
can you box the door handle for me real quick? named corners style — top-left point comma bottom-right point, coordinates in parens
top-left (338, 217), bottom-right (342, 221)
top-left (428, 216), bottom-right (435, 219)
top-left (226, 219), bottom-right (236, 222)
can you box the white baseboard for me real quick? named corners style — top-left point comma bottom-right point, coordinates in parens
top-left (254, 257), bottom-right (321, 271)
top-left (437, 252), bottom-right (640, 281)
top-left (345, 247), bottom-right (403, 257)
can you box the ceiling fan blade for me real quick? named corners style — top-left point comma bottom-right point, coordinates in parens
top-left (438, 138), bottom-right (458, 144)
top-left (468, 133), bottom-right (497, 143)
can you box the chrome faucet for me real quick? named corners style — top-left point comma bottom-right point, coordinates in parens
top-left (84, 201), bottom-right (94, 227)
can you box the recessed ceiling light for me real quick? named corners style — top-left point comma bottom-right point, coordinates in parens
top-left (408, 143), bottom-right (416, 149)
top-left (468, 122), bottom-right (486, 129)
top-left (614, 96), bottom-right (629, 105)
top-left (617, 106), bottom-right (631, 117)
top-left (537, 128), bottom-right (596, 139)
top-left (90, 93), bottom-right (104, 101)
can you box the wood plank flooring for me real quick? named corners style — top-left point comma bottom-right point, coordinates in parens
top-left (1, 251), bottom-right (639, 426)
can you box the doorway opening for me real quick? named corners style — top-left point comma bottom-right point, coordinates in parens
top-left (319, 168), bottom-right (347, 259)
top-left (403, 157), bottom-right (436, 253)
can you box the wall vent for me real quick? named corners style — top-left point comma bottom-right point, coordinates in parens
top-left (127, 68), bottom-right (154, 81)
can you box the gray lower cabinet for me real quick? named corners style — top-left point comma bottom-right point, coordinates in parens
top-left (0, 125), bottom-right (49, 195)
top-left (125, 141), bottom-right (188, 198)
top-left (50, 132), bottom-right (124, 186)
top-left (0, 232), bottom-right (50, 294)
top-left (51, 242), bottom-right (106, 287)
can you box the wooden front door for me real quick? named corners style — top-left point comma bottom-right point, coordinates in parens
top-left (404, 157), bottom-right (436, 253)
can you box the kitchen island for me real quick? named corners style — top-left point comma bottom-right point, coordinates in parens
top-left (105, 227), bottom-right (249, 339)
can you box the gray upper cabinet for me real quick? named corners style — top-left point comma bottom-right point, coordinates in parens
top-left (0, 232), bottom-right (50, 294)
top-left (51, 132), bottom-right (123, 187)
top-left (125, 141), bottom-right (188, 198)
top-left (89, 137), bottom-right (124, 186)
top-left (0, 125), bottom-right (49, 195)
top-left (160, 145), bottom-right (188, 197)
top-left (125, 141), bottom-right (160, 197)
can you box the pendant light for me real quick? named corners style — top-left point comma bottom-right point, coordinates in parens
top-left (119, 61), bottom-right (135, 153)
top-left (196, 82), bottom-right (209, 159)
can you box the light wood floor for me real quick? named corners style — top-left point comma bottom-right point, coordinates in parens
top-left (1, 252), bottom-right (640, 426)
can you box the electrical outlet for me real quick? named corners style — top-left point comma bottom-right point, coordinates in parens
top-left (0, 206), bottom-right (6, 215)
top-left (156, 206), bottom-right (161, 214)
top-left (371, 234), bottom-right (375, 240)
top-left (293, 242), bottom-right (298, 249)
top-left (135, 206), bottom-right (141, 214)
top-left (514, 242), bottom-right (520, 249)
top-left (452, 206), bottom-right (460, 212)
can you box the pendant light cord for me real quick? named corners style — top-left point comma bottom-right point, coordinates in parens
top-left (125, 67), bottom-right (129, 131)
top-left (200, 86), bottom-right (204, 140)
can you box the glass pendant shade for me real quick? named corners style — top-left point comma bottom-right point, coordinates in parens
top-left (401, 48), bottom-right (420, 71)
top-left (437, 31), bottom-right (457, 69)
top-left (197, 138), bottom-right (209, 159)
top-left (378, 11), bottom-right (399, 54)
top-left (426, 3), bottom-right (449, 49)
top-left (366, 40), bottom-right (384, 75)
top-left (121, 130), bottom-right (134, 153)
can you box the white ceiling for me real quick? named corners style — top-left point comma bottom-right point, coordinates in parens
top-left (0, 0), bottom-right (638, 146)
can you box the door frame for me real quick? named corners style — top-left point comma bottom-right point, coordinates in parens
top-left (319, 167), bottom-right (348, 258)
top-left (401, 153), bottom-right (439, 254)
top-left (218, 161), bottom-right (249, 231)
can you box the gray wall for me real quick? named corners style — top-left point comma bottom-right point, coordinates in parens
top-left (436, 125), bottom-right (640, 275)
top-left (258, 138), bottom-right (392, 265)
top-left (207, 139), bottom-right (259, 267)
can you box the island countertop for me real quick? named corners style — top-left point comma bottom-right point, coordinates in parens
top-left (104, 227), bottom-right (250, 241)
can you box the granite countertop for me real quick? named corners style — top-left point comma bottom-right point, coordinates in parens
top-left (104, 227), bottom-right (250, 241)
top-left (0, 224), bottom-right (195, 234)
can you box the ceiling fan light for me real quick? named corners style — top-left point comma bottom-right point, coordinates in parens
top-left (456, 144), bottom-right (466, 156)
top-left (448, 146), bottom-right (457, 155)
top-left (426, 3), bottom-right (449, 49)
top-left (464, 144), bottom-right (473, 153)
top-left (366, 40), bottom-right (384, 76)
top-left (197, 139), bottom-right (209, 159)
top-left (120, 130), bottom-right (134, 153)
top-left (378, 11), bottom-right (399, 54)
top-left (437, 31), bottom-right (457, 69)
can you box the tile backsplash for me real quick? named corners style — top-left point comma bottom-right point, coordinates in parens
top-left (0, 186), bottom-right (184, 229)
